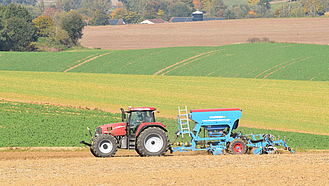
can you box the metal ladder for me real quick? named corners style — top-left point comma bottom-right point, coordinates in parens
top-left (178, 106), bottom-right (191, 137)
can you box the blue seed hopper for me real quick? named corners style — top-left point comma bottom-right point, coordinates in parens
top-left (171, 107), bottom-right (294, 155)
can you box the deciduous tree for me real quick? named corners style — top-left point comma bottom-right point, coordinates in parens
top-left (168, 2), bottom-right (192, 17)
top-left (0, 4), bottom-right (37, 51)
top-left (5, 17), bottom-right (37, 51)
top-left (90, 10), bottom-right (109, 26)
top-left (33, 15), bottom-right (55, 37)
top-left (144, 1), bottom-right (162, 19)
top-left (60, 10), bottom-right (84, 45)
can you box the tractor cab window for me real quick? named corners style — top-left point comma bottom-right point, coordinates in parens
top-left (143, 111), bottom-right (155, 123)
top-left (130, 111), bottom-right (144, 127)
top-left (129, 111), bottom-right (155, 135)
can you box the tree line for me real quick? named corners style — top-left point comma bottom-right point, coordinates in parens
top-left (1, 0), bottom-right (329, 51)
top-left (0, 3), bottom-right (84, 51)
top-left (114, 0), bottom-right (329, 20)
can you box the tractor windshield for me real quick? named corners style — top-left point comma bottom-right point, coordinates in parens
top-left (129, 111), bottom-right (155, 134)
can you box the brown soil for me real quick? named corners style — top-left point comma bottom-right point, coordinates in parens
top-left (1, 150), bottom-right (328, 185)
top-left (80, 17), bottom-right (329, 50)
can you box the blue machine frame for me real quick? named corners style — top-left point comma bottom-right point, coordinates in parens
top-left (172, 108), bottom-right (294, 155)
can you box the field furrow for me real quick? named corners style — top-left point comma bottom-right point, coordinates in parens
top-left (63, 52), bottom-right (112, 72)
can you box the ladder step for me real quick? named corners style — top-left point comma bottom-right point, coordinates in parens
top-left (178, 106), bottom-right (191, 138)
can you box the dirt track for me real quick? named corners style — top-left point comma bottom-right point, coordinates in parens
top-left (80, 17), bottom-right (329, 50)
top-left (1, 150), bottom-right (328, 185)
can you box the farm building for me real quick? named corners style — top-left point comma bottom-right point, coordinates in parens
top-left (140, 18), bottom-right (166, 24)
top-left (169, 11), bottom-right (224, 23)
top-left (109, 19), bottom-right (125, 26)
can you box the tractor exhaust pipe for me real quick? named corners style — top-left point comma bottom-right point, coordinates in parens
top-left (87, 127), bottom-right (93, 137)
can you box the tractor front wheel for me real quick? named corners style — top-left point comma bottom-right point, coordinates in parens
top-left (89, 137), bottom-right (99, 157)
top-left (136, 127), bottom-right (169, 157)
top-left (229, 139), bottom-right (247, 155)
top-left (91, 134), bottom-right (118, 157)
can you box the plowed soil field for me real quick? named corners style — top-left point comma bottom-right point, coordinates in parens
top-left (1, 150), bottom-right (328, 185)
top-left (80, 18), bottom-right (329, 50)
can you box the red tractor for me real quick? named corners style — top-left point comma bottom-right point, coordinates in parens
top-left (80, 107), bottom-right (169, 157)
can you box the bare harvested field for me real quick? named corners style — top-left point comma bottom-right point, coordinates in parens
top-left (80, 18), bottom-right (329, 50)
top-left (0, 150), bottom-right (328, 185)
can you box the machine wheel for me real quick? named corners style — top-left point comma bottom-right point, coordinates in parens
top-left (89, 138), bottom-right (99, 157)
top-left (229, 139), bottom-right (247, 155)
top-left (90, 148), bottom-right (98, 157)
top-left (135, 146), bottom-right (143, 156)
top-left (91, 134), bottom-right (118, 157)
top-left (136, 127), bottom-right (169, 157)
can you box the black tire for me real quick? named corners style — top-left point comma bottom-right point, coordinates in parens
top-left (135, 146), bottom-right (143, 156)
top-left (90, 147), bottom-right (98, 157)
top-left (91, 134), bottom-right (118, 157)
top-left (136, 127), bottom-right (169, 157)
top-left (229, 139), bottom-right (247, 155)
top-left (89, 137), bottom-right (99, 157)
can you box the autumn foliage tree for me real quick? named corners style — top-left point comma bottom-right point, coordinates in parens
top-left (110, 5), bottom-right (144, 24)
top-left (144, 1), bottom-right (162, 19)
top-left (33, 15), bottom-right (55, 37)
top-left (110, 6), bottom-right (128, 20)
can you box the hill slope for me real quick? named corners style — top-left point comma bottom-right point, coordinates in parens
top-left (1, 71), bottom-right (328, 135)
top-left (0, 43), bottom-right (328, 81)
top-left (80, 18), bottom-right (329, 49)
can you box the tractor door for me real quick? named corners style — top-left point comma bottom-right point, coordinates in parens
top-left (128, 111), bottom-right (155, 135)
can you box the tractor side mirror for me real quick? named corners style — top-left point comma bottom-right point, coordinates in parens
top-left (120, 108), bottom-right (126, 122)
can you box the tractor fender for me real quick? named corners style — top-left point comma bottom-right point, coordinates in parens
top-left (135, 122), bottom-right (167, 137)
top-left (101, 131), bottom-right (120, 142)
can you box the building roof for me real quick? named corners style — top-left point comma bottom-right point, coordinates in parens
top-left (109, 19), bottom-right (125, 25)
top-left (169, 17), bottom-right (193, 23)
top-left (169, 17), bottom-right (224, 23)
top-left (141, 18), bottom-right (166, 24)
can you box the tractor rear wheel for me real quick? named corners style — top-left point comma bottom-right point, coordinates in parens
top-left (229, 139), bottom-right (247, 155)
top-left (136, 127), bottom-right (169, 157)
top-left (91, 134), bottom-right (118, 157)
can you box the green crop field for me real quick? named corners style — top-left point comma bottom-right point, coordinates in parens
top-left (0, 43), bottom-right (328, 149)
top-left (1, 43), bottom-right (328, 81)
top-left (1, 100), bottom-right (328, 149)
top-left (1, 71), bottom-right (328, 136)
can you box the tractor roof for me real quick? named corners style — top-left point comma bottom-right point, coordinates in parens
top-left (128, 107), bottom-right (156, 112)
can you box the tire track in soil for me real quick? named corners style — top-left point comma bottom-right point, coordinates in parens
top-left (171, 51), bottom-right (220, 76)
top-left (153, 50), bottom-right (220, 76)
top-left (262, 56), bottom-right (315, 79)
top-left (56, 54), bottom-right (96, 72)
top-left (62, 52), bottom-right (112, 72)
top-left (254, 58), bottom-right (300, 79)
